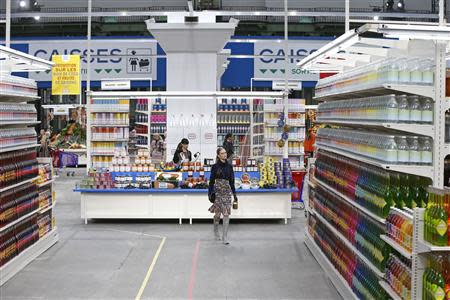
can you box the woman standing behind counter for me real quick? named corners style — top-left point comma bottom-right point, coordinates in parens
top-left (172, 138), bottom-right (192, 164)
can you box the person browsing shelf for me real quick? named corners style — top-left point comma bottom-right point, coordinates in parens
top-left (172, 138), bottom-right (192, 164)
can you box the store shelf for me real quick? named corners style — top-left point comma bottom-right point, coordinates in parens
top-left (0, 120), bottom-right (40, 126)
top-left (317, 120), bottom-right (434, 137)
top-left (218, 133), bottom-right (247, 136)
top-left (135, 122), bottom-right (148, 126)
top-left (0, 228), bottom-right (58, 285)
top-left (264, 138), bottom-right (305, 142)
top-left (379, 280), bottom-right (402, 300)
top-left (315, 83), bottom-right (435, 102)
top-left (316, 145), bottom-right (434, 179)
top-left (0, 206), bottom-right (41, 233)
top-left (252, 123), bottom-right (264, 126)
top-left (91, 152), bottom-right (115, 156)
top-left (136, 110), bottom-right (149, 115)
top-left (315, 178), bottom-right (386, 225)
top-left (304, 231), bottom-right (359, 300)
top-left (417, 240), bottom-right (450, 253)
top-left (151, 111), bottom-right (166, 113)
top-left (266, 153), bottom-right (305, 156)
top-left (39, 203), bottom-right (55, 215)
top-left (0, 92), bottom-right (40, 102)
top-left (217, 122), bottom-right (250, 125)
top-left (91, 110), bottom-right (129, 113)
top-left (380, 235), bottom-right (412, 259)
top-left (391, 207), bottom-right (413, 220)
top-left (91, 124), bottom-right (129, 127)
top-left (217, 111), bottom-right (250, 114)
top-left (0, 143), bottom-right (39, 154)
top-left (91, 138), bottom-right (129, 142)
top-left (136, 133), bottom-right (148, 137)
top-left (136, 144), bottom-right (149, 148)
top-left (0, 176), bottom-right (39, 193)
top-left (311, 207), bottom-right (385, 278)
top-left (37, 179), bottom-right (55, 188)
top-left (265, 123), bottom-right (306, 127)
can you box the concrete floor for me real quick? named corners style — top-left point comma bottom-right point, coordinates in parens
top-left (1, 173), bottom-right (341, 300)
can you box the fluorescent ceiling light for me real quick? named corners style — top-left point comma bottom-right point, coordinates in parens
top-left (34, 15), bottom-right (40, 20)
top-left (19, 1), bottom-right (26, 8)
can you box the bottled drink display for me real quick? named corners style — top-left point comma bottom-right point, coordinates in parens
top-left (0, 128), bottom-right (37, 149)
top-left (91, 142), bottom-right (125, 155)
top-left (91, 98), bottom-right (129, 112)
top-left (317, 95), bottom-right (433, 124)
top-left (265, 141), bottom-right (304, 156)
top-left (136, 125), bottom-right (147, 135)
top-left (385, 253), bottom-right (412, 300)
top-left (265, 127), bottom-right (305, 140)
top-left (308, 216), bottom-right (390, 300)
top-left (217, 125), bottom-right (249, 135)
top-left (217, 114), bottom-right (250, 124)
top-left (0, 149), bottom-right (38, 189)
top-left (218, 98), bottom-right (250, 112)
top-left (91, 112), bottom-right (129, 125)
top-left (386, 210), bottom-right (413, 253)
top-left (91, 127), bottom-right (129, 140)
top-left (424, 187), bottom-right (450, 247)
top-left (151, 125), bottom-right (166, 134)
top-left (315, 150), bottom-right (431, 218)
top-left (152, 98), bottom-right (166, 112)
top-left (136, 98), bottom-right (148, 112)
top-left (315, 57), bottom-right (435, 98)
top-left (312, 185), bottom-right (391, 272)
top-left (316, 128), bottom-right (433, 165)
top-left (422, 253), bottom-right (450, 300)
top-left (150, 114), bottom-right (166, 124)
top-left (0, 103), bottom-right (37, 122)
top-left (0, 74), bottom-right (37, 97)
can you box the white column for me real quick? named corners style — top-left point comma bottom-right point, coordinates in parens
top-left (6, 0), bottom-right (11, 48)
top-left (345, 0), bottom-right (350, 32)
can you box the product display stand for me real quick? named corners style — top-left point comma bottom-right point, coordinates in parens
top-left (0, 46), bottom-right (57, 285)
top-left (299, 24), bottom-right (450, 300)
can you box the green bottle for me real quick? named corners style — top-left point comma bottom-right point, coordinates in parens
top-left (433, 193), bottom-right (448, 246)
top-left (434, 255), bottom-right (446, 300)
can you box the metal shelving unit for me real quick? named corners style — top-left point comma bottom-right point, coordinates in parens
top-left (0, 46), bottom-right (58, 286)
top-left (299, 24), bottom-right (450, 300)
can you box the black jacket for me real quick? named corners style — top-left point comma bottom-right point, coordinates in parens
top-left (223, 140), bottom-right (234, 159)
top-left (208, 160), bottom-right (236, 198)
top-left (172, 149), bottom-right (192, 164)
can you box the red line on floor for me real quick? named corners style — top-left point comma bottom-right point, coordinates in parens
top-left (188, 240), bottom-right (201, 300)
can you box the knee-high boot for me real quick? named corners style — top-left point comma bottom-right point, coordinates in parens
top-left (222, 216), bottom-right (230, 245)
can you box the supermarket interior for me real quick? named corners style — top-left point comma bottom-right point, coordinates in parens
top-left (1, 0), bottom-right (450, 299)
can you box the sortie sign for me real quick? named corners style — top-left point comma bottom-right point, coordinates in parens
top-left (51, 55), bottom-right (81, 95)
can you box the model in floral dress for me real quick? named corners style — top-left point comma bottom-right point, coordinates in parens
top-left (208, 147), bottom-right (237, 245)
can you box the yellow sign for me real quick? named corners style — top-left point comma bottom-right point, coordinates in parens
top-left (51, 55), bottom-right (81, 95)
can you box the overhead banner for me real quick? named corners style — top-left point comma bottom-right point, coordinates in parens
top-left (253, 40), bottom-right (329, 81)
top-left (28, 39), bottom-right (158, 82)
top-left (51, 55), bottom-right (81, 95)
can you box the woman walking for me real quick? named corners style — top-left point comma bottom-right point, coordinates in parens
top-left (208, 147), bottom-right (238, 245)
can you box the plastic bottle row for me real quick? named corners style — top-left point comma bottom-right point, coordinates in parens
top-left (151, 125), bottom-right (166, 134)
top-left (91, 156), bottom-right (113, 169)
top-left (264, 99), bottom-right (305, 112)
top-left (217, 125), bottom-right (249, 134)
top-left (218, 98), bottom-right (250, 112)
top-left (0, 128), bottom-right (37, 148)
top-left (311, 184), bottom-right (390, 271)
top-left (316, 128), bottom-right (433, 165)
top-left (91, 142), bottom-right (126, 155)
top-left (314, 150), bottom-right (432, 218)
top-left (217, 114), bottom-right (250, 124)
top-left (90, 99), bottom-right (129, 112)
top-left (0, 103), bottom-right (37, 122)
top-left (0, 74), bottom-right (37, 97)
top-left (265, 127), bottom-right (305, 140)
top-left (386, 210), bottom-right (413, 252)
top-left (265, 141), bottom-right (304, 155)
top-left (315, 57), bottom-right (435, 98)
top-left (308, 217), bottom-right (390, 300)
top-left (91, 112), bottom-right (129, 125)
top-left (317, 95), bottom-right (433, 124)
top-left (424, 187), bottom-right (450, 247)
top-left (91, 128), bottom-right (129, 140)
top-left (385, 254), bottom-right (412, 300)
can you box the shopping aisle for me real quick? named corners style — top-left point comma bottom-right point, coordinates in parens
top-left (1, 174), bottom-right (340, 300)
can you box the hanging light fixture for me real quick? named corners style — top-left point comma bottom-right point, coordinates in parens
top-left (385, 0), bottom-right (394, 11)
top-left (397, 0), bottom-right (405, 11)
